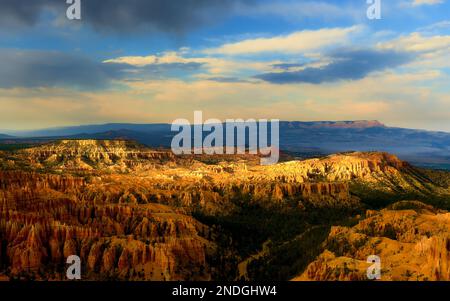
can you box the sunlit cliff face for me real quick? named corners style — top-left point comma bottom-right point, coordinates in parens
top-left (296, 202), bottom-right (450, 281)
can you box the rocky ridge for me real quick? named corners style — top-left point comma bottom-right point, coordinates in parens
top-left (295, 201), bottom-right (450, 281)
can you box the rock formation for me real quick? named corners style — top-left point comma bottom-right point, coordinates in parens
top-left (1, 140), bottom-right (449, 281)
top-left (295, 201), bottom-right (450, 281)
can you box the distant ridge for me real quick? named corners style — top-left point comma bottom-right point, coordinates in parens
top-left (281, 120), bottom-right (385, 129)
top-left (5, 123), bottom-right (170, 138)
top-left (2, 121), bottom-right (450, 168)
top-left (4, 121), bottom-right (386, 137)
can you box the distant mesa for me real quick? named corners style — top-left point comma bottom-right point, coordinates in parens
top-left (3, 120), bottom-right (386, 138)
top-left (282, 120), bottom-right (386, 129)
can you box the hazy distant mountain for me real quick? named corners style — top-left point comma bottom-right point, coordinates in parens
top-left (6, 121), bottom-right (384, 138)
top-left (0, 133), bottom-right (14, 139)
top-left (7, 123), bottom-right (171, 138)
top-left (281, 120), bottom-right (386, 129)
top-left (278, 121), bottom-right (450, 168)
top-left (3, 121), bottom-right (450, 168)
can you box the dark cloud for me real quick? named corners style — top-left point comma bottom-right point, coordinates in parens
top-left (0, 49), bottom-right (117, 89)
top-left (255, 49), bottom-right (414, 84)
top-left (0, 0), bottom-right (252, 33)
top-left (205, 76), bottom-right (251, 83)
top-left (0, 49), bottom-right (203, 89)
top-left (121, 62), bottom-right (204, 81)
top-left (271, 63), bottom-right (306, 70)
top-left (0, 0), bottom-right (61, 27)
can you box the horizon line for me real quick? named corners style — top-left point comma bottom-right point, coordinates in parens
top-left (2, 120), bottom-right (450, 136)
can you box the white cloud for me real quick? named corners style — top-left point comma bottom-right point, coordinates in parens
top-left (378, 32), bottom-right (450, 70)
top-left (418, 20), bottom-right (450, 32)
top-left (379, 32), bottom-right (450, 53)
top-left (104, 51), bottom-right (195, 67)
top-left (411, 0), bottom-right (444, 6)
top-left (104, 49), bottom-right (289, 79)
top-left (3, 70), bottom-right (449, 131)
top-left (203, 26), bottom-right (361, 55)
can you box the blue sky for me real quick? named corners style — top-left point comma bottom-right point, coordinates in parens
top-left (1, 0), bottom-right (450, 131)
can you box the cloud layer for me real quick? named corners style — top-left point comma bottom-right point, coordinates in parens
top-left (204, 26), bottom-right (360, 55)
top-left (0, 49), bottom-right (119, 89)
top-left (0, 0), bottom-right (251, 33)
top-left (0, 0), bottom-right (449, 131)
top-left (0, 49), bottom-right (204, 89)
top-left (255, 49), bottom-right (414, 84)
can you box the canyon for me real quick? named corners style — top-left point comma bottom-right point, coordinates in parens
top-left (0, 139), bottom-right (449, 281)
top-left (295, 201), bottom-right (450, 281)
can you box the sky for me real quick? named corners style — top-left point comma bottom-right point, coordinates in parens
top-left (0, 0), bottom-right (450, 131)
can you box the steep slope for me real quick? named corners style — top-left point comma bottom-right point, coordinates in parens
top-left (295, 201), bottom-right (450, 281)
top-left (265, 152), bottom-right (449, 206)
